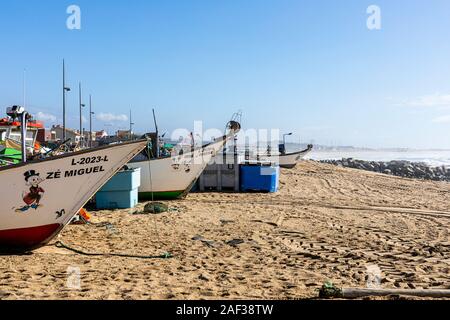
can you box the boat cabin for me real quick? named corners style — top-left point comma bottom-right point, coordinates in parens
top-left (0, 117), bottom-right (44, 156)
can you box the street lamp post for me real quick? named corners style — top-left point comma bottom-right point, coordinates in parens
top-left (89, 94), bottom-right (94, 148)
top-left (129, 109), bottom-right (135, 141)
top-left (280, 132), bottom-right (293, 155)
top-left (62, 59), bottom-right (71, 142)
top-left (79, 82), bottom-right (86, 147)
top-left (283, 132), bottom-right (293, 146)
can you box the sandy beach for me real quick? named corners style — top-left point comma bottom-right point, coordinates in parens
top-left (1, 161), bottom-right (449, 300)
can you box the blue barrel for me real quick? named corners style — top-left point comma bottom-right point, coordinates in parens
top-left (95, 168), bottom-right (141, 209)
top-left (240, 163), bottom-right (279, 193)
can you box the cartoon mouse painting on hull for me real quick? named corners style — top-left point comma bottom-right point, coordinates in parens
top-left (15, 170), bottom-right (45, 212)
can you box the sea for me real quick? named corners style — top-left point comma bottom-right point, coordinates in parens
top-left (225, 143), bottom-right (450, 168)
top-left (305, 150), bottom-right (450, 168)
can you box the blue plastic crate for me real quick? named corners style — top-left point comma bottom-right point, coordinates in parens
top-left (240, 163), bottom-right (279, 193)
top-left (99, 168), bottom-right (141, 192)
top-left (95, 168), bottom-right (141, 209)
top-left (95, 189), bottom-right (139, 209)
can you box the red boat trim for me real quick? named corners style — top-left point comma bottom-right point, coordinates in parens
top-left (0, 224), bottom-right (62, 252)
top-left (0, 118), bottom-right (44, 129)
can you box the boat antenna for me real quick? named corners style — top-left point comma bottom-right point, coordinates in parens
top-left (23, 69), bottom-right (26, 109)
top-left (152, 109), bottom-right (159, 132)
top-left (152, 108), bottom-right (159, 158)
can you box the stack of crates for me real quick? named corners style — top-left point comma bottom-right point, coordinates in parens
top-left (95, 168), bottom-right (141, 209)
top-left (197, 153), bottom-right (241, 192)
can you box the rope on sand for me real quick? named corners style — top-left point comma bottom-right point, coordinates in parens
top-left (55, 241), bottom-right (173, 260)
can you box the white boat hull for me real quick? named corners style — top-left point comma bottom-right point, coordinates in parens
top-left (263, 145), bottom-right (313, 169)
top-left (128, 128), bottom-right (239, 200)
top-left (128, 138), bottom-right (228, 200)
top-left (0, 140), bottom-right (147, 252)
top-left (278, 151), bottom-right (309, 169)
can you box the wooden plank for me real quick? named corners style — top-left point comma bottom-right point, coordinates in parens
top-left (342, 288), bottom-right (450, 299)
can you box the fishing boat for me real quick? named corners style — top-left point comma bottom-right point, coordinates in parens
top-left (274, 144), bottom-right (313, 169)
top-left (0, 116), bottom-right (43, 165)
top-left (0, 138), bottom-right (147, 252)
top-left (127, 120), bottom-right (241, 200)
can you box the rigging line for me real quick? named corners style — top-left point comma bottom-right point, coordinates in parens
top-left (146, 141), bottom-right (162, 244)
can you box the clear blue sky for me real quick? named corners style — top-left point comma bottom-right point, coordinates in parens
top-left (1, 0), bottom-right (449, 149)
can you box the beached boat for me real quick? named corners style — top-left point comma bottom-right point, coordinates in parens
top-left (277, 144), bottom-right (313, 169)
top-left (0, 139), bottom-right (147, 252)
top-left (127, 121), bottom-right (241, 200)
top-left (0, 117), bottom-right (44, 165)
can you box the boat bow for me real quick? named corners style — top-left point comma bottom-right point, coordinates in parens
top-left (0, 139), bottom-right (148, 252)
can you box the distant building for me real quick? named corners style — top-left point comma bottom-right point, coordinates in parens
top-left (117, 130), bottom-right (133, 140)
top-left (97, 135), bottom-right (120, 146)
top-left (96, 130), bottom-right (108, 139)
top-left (51, 125), bottom-right (82, 144)
top-left (36, 128), bottom-right (56, 144)
top-left (82, 130), bottom-right (94, 143)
